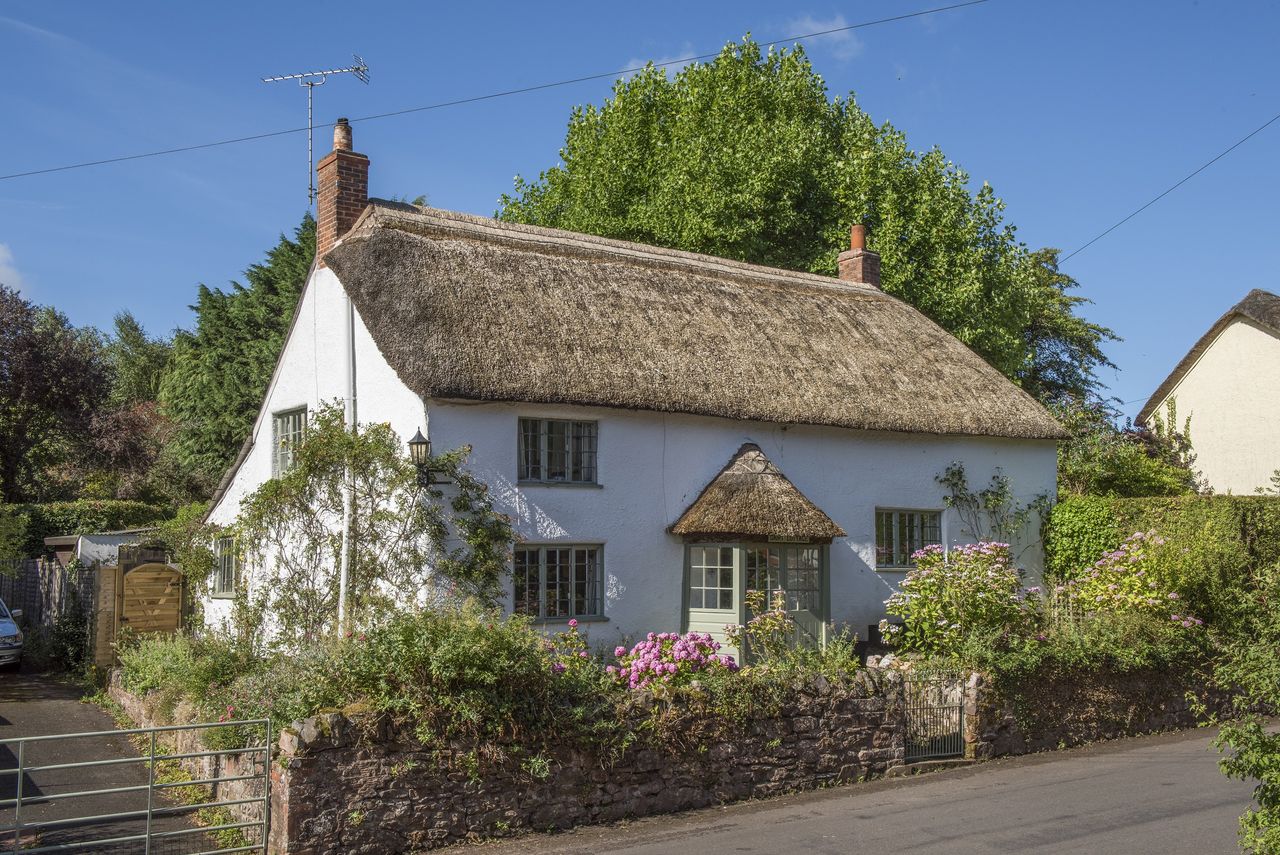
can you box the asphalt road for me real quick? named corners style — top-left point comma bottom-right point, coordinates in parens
top-left (0, 672), bottom-right (208, 854)
top-left (481, 727), bottom-right (1258, 855)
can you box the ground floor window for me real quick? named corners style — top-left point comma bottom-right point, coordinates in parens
top-left (875, 509), bottom-right (942, 569)
top-left (212, 537), bottom-right (237, 598)
top-left (513, 544), bottom-right (603, 619)
top-left (688, 545), bottom-right (736, 610)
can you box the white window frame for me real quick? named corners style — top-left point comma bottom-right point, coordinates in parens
top-left (512, 544), bottom-right (604, 620)
top-left (271, 407), bottom-right (307, 477)
top-left (212, 536), bottom-right (238, 599)
top-left (874, 508), bottom-right (943, 570)
top-left (517, 418), bottom-right (598, 484)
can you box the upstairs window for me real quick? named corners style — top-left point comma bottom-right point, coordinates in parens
top-left (272, 407), bottom-right (307, 477)
top-left (875, 509), bottom-right (942, 569)
top-left (212, 537), bottom-right (238, 598)
top-left (513, 545), bottom-right (603, 619)
top-left (518, 418), bottom-right (597, 483)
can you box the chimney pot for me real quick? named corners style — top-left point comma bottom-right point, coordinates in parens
top-left (315, 118), bottom-right (369, 268)
top-left (850, 223), bottom-right (866, 251)
top-left (333, 117), bottom-right (353, 152)
top-left (837, 222), bottom-right (881, 289)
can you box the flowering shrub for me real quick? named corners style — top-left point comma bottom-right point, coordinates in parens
top-left (1057, 530), bottom-right (1202, 627)
top-left (547, 618), bottom-right (596, 676)
top-left (608, 631), bottom-right (737, 690)
top-left (725, 589), bottom-right (794, 662)
top-left (881, 542), bottom-right (1038, 656)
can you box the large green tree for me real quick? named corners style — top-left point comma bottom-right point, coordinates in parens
top-left (0, 285), bottom-right (108, 502)
top-left (160, 215), bottom-right (314, 486)
top-left (500, 39), bottom-right (1114, 398)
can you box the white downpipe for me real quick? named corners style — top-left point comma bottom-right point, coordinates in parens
top-left (337, 291), bottom-right (357, 634)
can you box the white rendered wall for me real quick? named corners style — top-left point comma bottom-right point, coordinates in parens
top-left (203, 266), bottom-right (426, 627)
top-left (428, 400), bottom-right (1058, 649)
top-left (1153, 318), bottom-right (1280, 495)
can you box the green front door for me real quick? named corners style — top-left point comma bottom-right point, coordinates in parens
top-left (684, 545), bottom-right (741, 657)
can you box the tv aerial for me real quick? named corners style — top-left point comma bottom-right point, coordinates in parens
top-left (262, 55), bottom-right (370, 206)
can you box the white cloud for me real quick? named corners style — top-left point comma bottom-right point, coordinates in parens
top-left (785, 14), bottom-right (865, 62)
top-left (621, 42), bottom-right (697, 79)
top-left (0, 244), bottom-right (25, 292)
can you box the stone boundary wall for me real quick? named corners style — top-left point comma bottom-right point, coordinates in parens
top-left (107, 673), bottom-right (269, 841)
top-left (272, 671), bottom-right (903, 853)
top-left (963, 668), bottom-right (1227, 758)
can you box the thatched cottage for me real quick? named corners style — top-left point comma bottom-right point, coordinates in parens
top-left (1140, 288), bottom-right (1280, 494)
top-left (205, 120), bottom-right (1064, 653)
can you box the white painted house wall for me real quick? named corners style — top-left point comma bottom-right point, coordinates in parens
top-left (204, 266), bottom-right (424, 626)
top-left (428, 400), bottom-right (1057, 646)
top-left (206, 267), bottom-right (1059, 643)
top-left (1148, 318), bottom-right (1280, 495)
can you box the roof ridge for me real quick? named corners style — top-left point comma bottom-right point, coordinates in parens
top-left (356, 199), bottom-right (883, 299)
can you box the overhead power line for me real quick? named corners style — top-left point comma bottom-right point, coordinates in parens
top-left (1062, 108), bottom-right (1280, 262)
top-left (0, 0), bottom-right (989, 182)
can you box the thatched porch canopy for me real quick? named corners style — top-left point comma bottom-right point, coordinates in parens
top-left (670, 444), bottom-right (845, 542)
top-left (325, 201), bottom-right (1066, 441)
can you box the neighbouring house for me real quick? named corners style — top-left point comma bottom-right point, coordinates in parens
top-left (1139, 289), bottom-right (1280, 495)
top-left (204, 119), bottom-right (1064, 655)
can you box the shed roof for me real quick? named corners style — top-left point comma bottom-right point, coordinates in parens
top-left (323, 201), bottom-right (1066, 441)
top-left (1138, 289), bottom-right (1280, 424)
top-left (669, 444), bottom-right (845, 541)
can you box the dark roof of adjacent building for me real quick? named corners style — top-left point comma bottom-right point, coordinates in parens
top-left (670, 444), bottom-right (845, 541)
top-left (324, 201), bottom-right (1066, 441)
top-left (1138, 289), bottom-right (1280, 424)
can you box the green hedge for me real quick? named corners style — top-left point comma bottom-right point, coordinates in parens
top-left (1044, 495), bottom-right (1280, 630)
top-left (0, 500), bottom-right (170, 559)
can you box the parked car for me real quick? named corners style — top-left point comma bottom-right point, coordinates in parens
top-left (0, 597), bottom-right (22, 670)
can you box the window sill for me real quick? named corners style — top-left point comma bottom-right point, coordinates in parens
top-left (517, 480), bottom-right (603, 489)
top-left (532, 615), bottom-right (610, 625)
top-left (875, 566), bottom-right (915, 573)
top-left (209, 592), bottom-right (237, 600)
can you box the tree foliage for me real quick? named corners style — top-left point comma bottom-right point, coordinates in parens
top-left (1054, 397), bottom-right (1201, 498)
top-left (0, 285), bottom-right (108, 503)
top-left (499, 39), bottom-right (1115, 398)
top-left (160, 215), bottom-right (314, 487)
top-left (228, 403), bottom-right (516, 648)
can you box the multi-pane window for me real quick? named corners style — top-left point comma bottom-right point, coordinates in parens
top-left (271, 407), bottom-right (307, 477)
top-left (744, 545), bottom-right (821, 611)
top-left (212, 537), bottom-right (237, 598)
top-left (875, 509), bottom-right (942, 568)
top-left (518, 418), bottom-right (597, 483)
top-left (513, 545), bottom-right (603, 619)
top-left (688, 546), bottom-right (736, 610)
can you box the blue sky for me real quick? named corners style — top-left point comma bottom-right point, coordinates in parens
top-left (2, 1), bottom-right (1277, 419)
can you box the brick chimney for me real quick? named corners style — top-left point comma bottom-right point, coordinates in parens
top-left (837, 223), bottom-right (880, 288)
top-left (315, 117), bottom-right (369, 267)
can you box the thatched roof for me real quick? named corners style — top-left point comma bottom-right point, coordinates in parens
top-left (670, 444), bottom-right (845, 541)
top-left (324, 201), bottom-right (1066, 440)
top-left (1139, 289), bottom-right (1280, 424)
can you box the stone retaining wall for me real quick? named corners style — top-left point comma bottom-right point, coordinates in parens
top-left (964, 668), bottom-right (1224, 758)
top-left (271, 671), bottom-right (904, 853)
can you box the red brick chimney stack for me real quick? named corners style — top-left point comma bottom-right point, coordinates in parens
top-left (838, 223), bottom-right (881, 289)
top-left (315, 118), bottom-right (369, 268)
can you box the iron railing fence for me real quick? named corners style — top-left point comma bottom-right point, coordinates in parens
top-left (0, 719), bottom-right (271, 855)
top-left (903, 673), bottom-right (965, 761)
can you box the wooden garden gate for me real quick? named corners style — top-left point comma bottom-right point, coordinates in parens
top-left (93, 546), bottom-right (184, 667)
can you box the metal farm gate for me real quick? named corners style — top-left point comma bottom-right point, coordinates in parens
top-left (0, 720), bottom-right (271, 854)
top-left (903, 673), bottom-right (966, 761)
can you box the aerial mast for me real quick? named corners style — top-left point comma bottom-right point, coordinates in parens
top-left (262, 55), bottom-right (370, 206)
